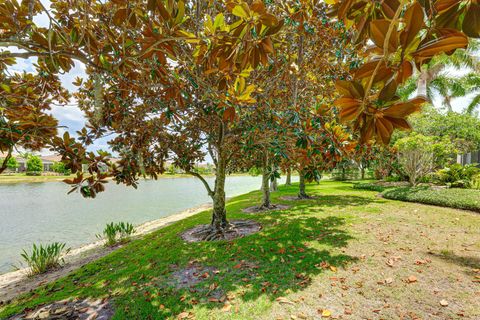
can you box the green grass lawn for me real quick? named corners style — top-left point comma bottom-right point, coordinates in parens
top-left (1, 181), bottom-right (479, 319)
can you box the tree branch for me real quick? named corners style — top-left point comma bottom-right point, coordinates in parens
top-left (187, 170), bottom-right (214, 197)
top-left (0, 147), bottom-right (13, 175)
top-left (207, 142), bottom-right (218, 166)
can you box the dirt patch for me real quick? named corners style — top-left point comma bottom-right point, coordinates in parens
top-left (180, 220), bottom-right (261, 242)
top-left (241, 204), bottom-right (290, 214)
top-left (7, 298), bottom-right (114, 320)
top-left (279, 195), bottom-right (318, 201)
top-left (170, 262), bottom-right (219, 289)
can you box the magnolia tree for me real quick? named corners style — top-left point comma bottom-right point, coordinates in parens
top-left (264, 0), bottom-right (355, 199)
top-left (72, 1), bottom-right (283, 240)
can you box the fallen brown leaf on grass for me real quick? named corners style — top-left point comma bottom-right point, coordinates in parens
top-left (276, 297), bottom-right (295, 305)
top-left (386, 256), bottom-right (402, 267)
top-left (440, 300), bottom-right (449, 307)
top-left (177, 311), bottom-right (194, 319)
top-left (318, 309), bottom-right (332, 318)
top-left (406, 275), bottom-right (417, 283)
top-left (222, 303), bottom-right (231, 312)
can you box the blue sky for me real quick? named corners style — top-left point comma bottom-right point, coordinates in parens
top-left (4, 1), bottom-right (479, 156)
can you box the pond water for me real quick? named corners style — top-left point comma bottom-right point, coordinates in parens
top-left (0, 175), bottom-right (296, 274)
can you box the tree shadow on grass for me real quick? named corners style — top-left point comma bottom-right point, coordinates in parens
top-left (276, 194), bottom-right (385, 212)
top-left (429, 251), bottom-right (480, 270)
top-left (1, 214), bottom-right (356, 319)
top-left (156, 215), bottom-right (356, 317)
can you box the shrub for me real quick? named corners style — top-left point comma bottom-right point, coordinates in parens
top-left (353, 183), bottom-right (386, 192)
top-left (52, 161), bottom-right (71, 175)
top-left (436, 163), bottom-right (480, 188)
top-left (384, 175), bottom-right (403, 182)
top-left (382, 187), bottom-right (480, 212)
top-left (97, 222), bottom-right (135, 246)
top-left (394, 134), bottom-right (456, 186)
top-left (26, 171), bottom-right (42, 176)
top-left (3, 157), bottom-right (19, 171)
top-left (472, 174), bottom-right (480, 189)
top-left (20, 242), bottom-right (70, 276)
top-left (26, 155), bottom-right (43, 172)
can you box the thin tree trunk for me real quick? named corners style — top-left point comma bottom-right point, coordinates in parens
top-left (270, 164), bottom-right (278, 192)
top-left (298, 170), bottom-right (309, 199)
top-left (285, 168), bottom-right (292, 186)
top-left (361, 166), bottom-right (365, 180)
top-left (211, 147), bottom-right (227, 229)
top-left (0, 148), bottom-right (12, 175)
top-left (261, 154), bottom-right (271, 208)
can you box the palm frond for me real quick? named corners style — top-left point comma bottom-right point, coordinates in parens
top-left (466, 94), bottom-right (480, 115)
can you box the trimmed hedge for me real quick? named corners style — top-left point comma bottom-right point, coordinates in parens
top-left (382, 187), bottom-right (480, 213)
top-left (353, 183), bottom-right (387, 192)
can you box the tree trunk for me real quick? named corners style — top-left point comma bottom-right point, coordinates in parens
top-left (211, 152), bottom-right (228, 229)
top-left (298, 170), bottom-right (309, 199)
top-left (0, 148), bottom-right (12, 175)
top-left (270, 178), bottom-right (278, 192)
top-left (285, 168), bottom-right (292, 186)
top-left (270, 164), bottom-right (278, 192)
top-left (360, 165), bottom-right (365, 180)
top-left (261, 163), bottom-right (271, 208)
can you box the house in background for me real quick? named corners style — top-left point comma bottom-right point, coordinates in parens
top-left (0, 153), bottom-right (63, 173)
top-left (457, 151), bottom-right (480, 167)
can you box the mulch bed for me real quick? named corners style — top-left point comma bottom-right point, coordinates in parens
top-left (180, 220), bottom-right (261, 243)
top-left (8, 298), bottom-right (114, 320)
top-left (241, 204), bottom-right (290, 214)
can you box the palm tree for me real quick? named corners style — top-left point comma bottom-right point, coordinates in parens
top-left (462, 73), bottom-right (480, 115)
top-left (399, 39), bottom-right (480, 113)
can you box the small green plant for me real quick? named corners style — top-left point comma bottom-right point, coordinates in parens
top-left (20, 242), bottom-right (70, 276)
top-left (472, 174), bottom-right (480, 189)
top-left (52, 161), bottom-right (71, 175)
top-left (436, 163), bottom-right (480, 188)
top-left (97, 222), bottom-right (135, 246)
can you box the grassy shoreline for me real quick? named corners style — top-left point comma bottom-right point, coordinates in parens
top-left (1, 181), bottom-right (479, 319)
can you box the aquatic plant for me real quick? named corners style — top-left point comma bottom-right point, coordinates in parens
top-left (20, 242), bottom-right (70, 276)
top-left (97, 222), bottom-right (135, 247)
